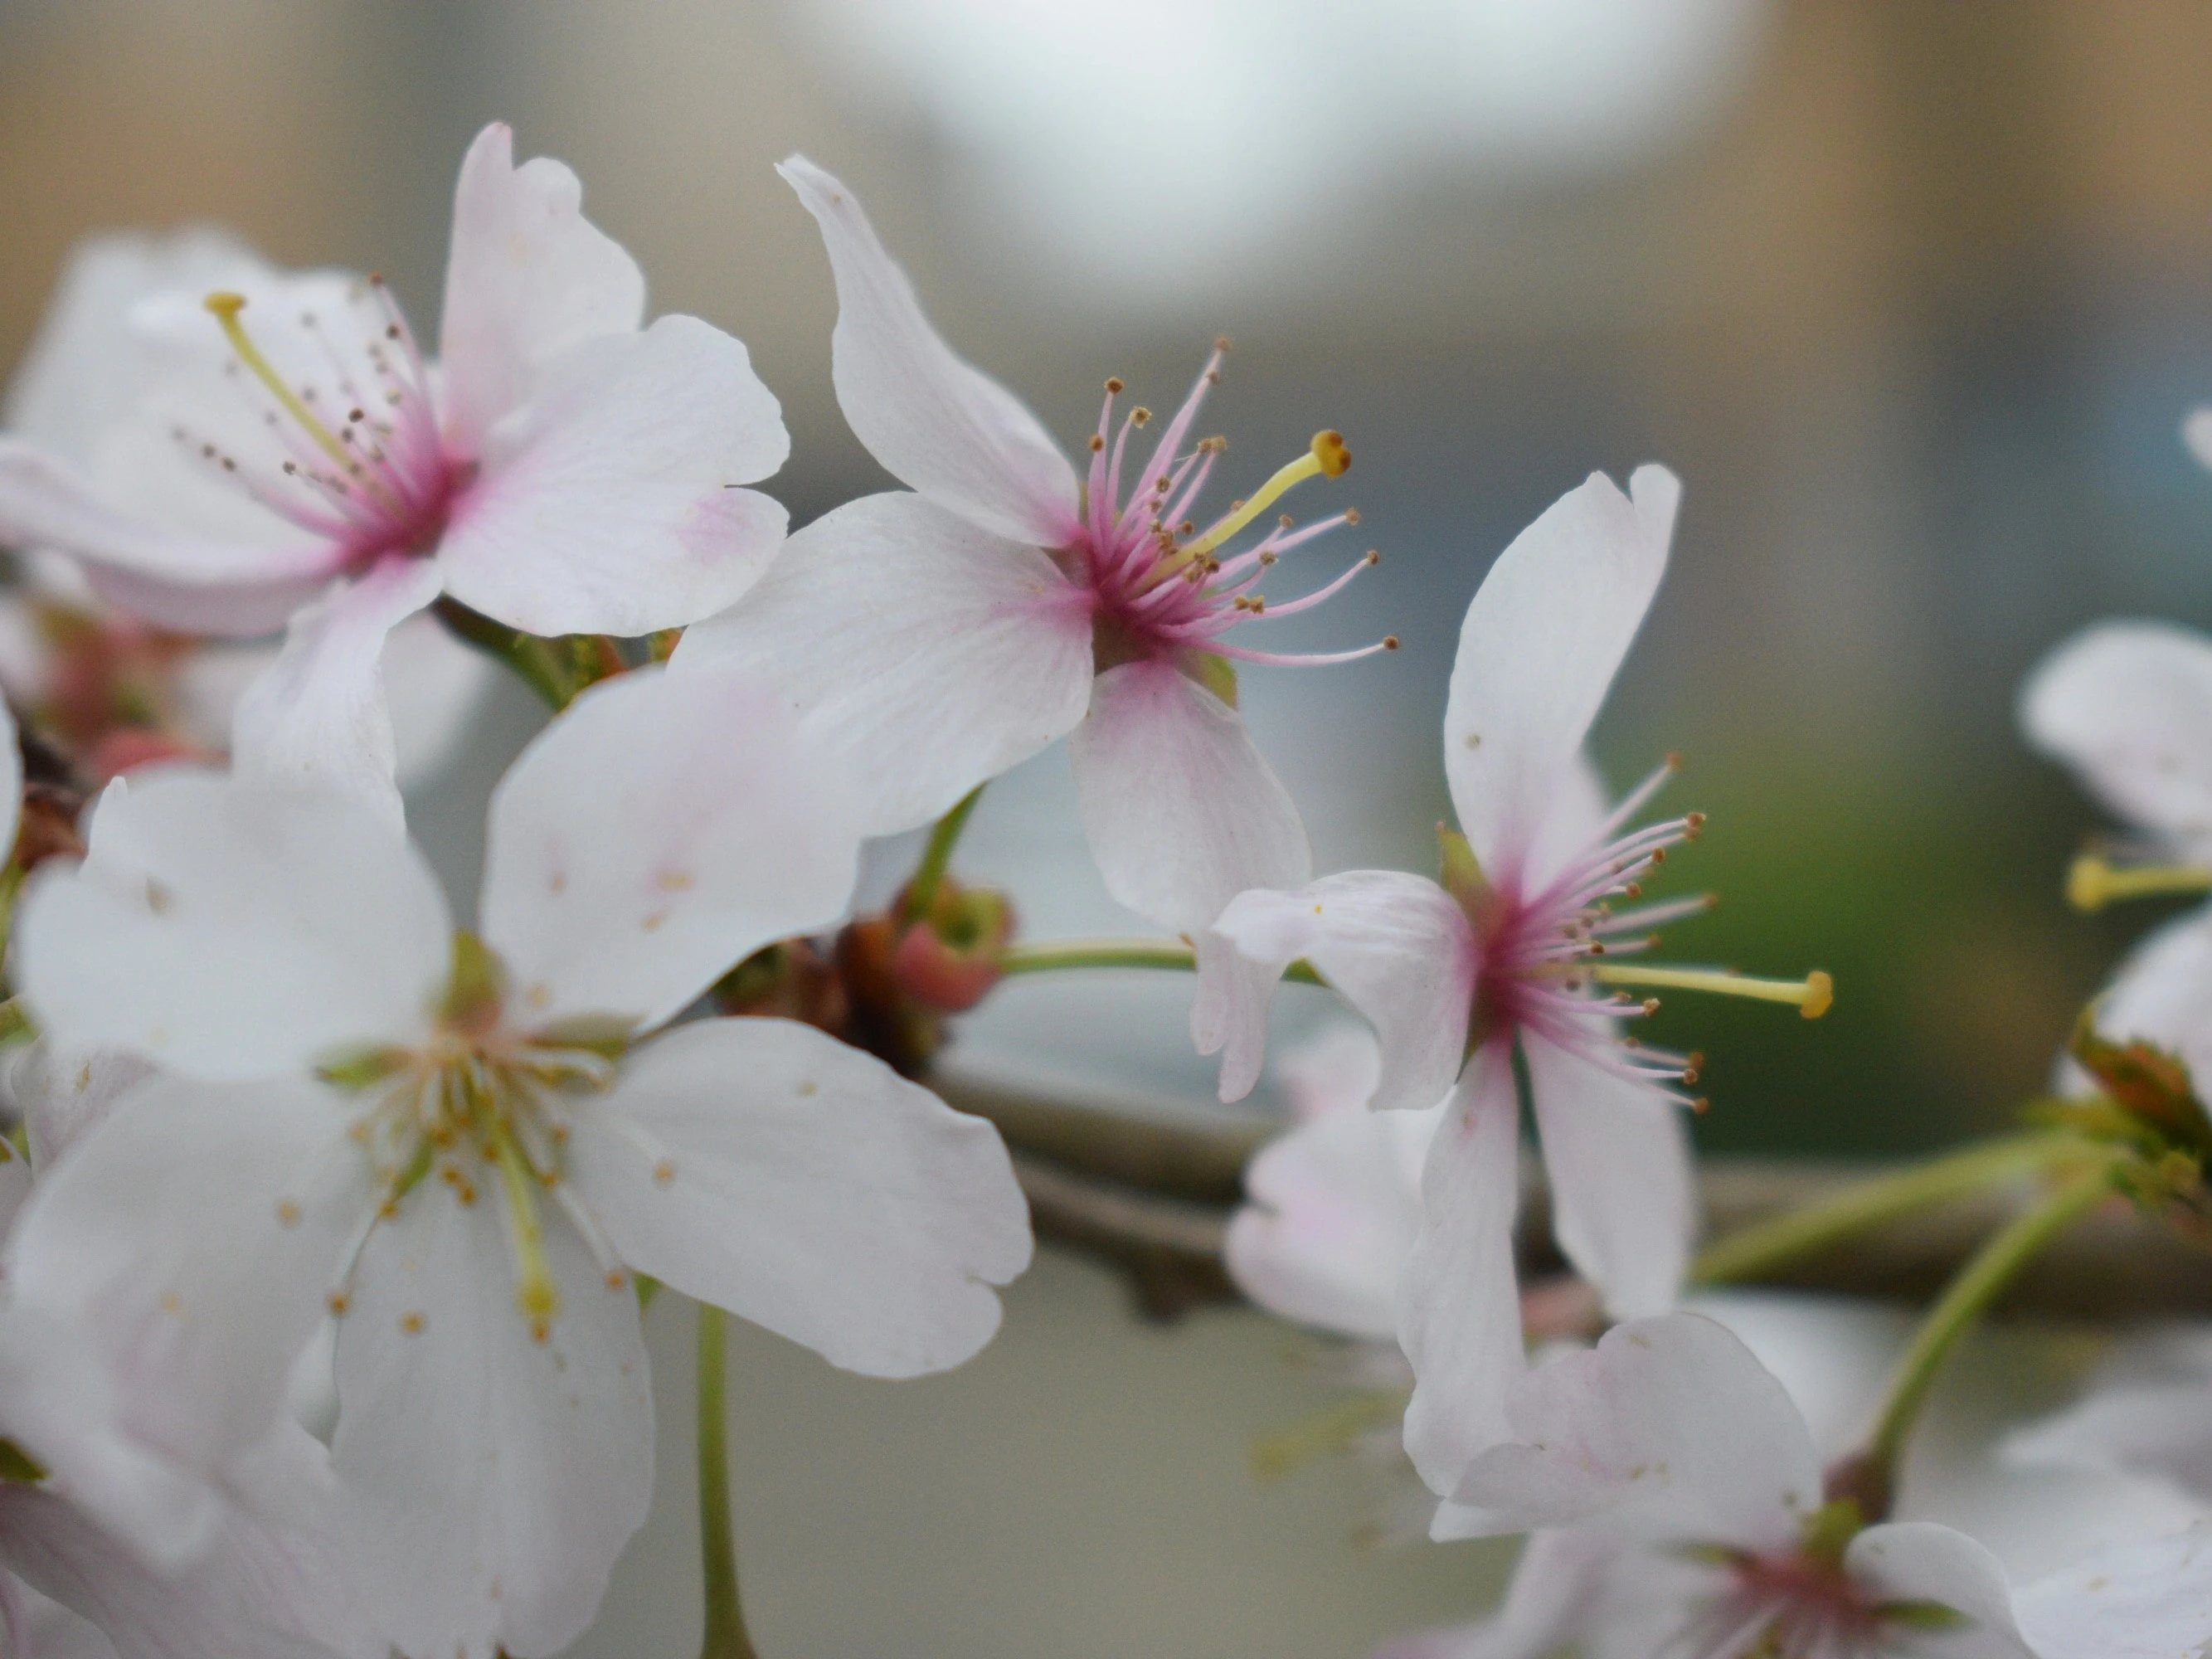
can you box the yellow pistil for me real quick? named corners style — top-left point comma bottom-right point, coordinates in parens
top-left (202, 292), bottom-right (403, 517)
top-left (489, 1121), bottom-right (561, 1340)
top-left (2065, 854), bottom-right (2212, 914)
top-left (1175, 430), bottom-right (1351, 563)
top-left (1592, 963), bottom-right (1834, 1019)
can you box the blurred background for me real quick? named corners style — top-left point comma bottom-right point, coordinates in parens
top-left (4, 2), bottom-right (2211, 1653)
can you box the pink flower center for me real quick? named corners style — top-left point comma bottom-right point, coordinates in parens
top-left (192, 281), bottom-right (463, 572)
top-left (1449, 759), bottom-right (1830, 1105)
top-left (1062, 345), bottom-right (1396, 682)
top-left (1691, 1548), bottom-right (1897, 1659)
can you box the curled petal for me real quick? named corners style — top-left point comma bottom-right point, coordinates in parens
top-left (1846, 1523), bottom-right (2035, 1659)
top-left (780, 156), bottom-right (1080, 547)
top-left (1444, 465), bottom-right (1677, 880)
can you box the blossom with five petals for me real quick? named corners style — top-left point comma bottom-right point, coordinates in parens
top-left (1210, 467), bottom-right (1832, 1491)
top-left (0, 126), bottom-right (789, 827)
top-left (7, 660), bottom-right (1032, 1659)
top-left (1417, 1311), bottom-right (2212, 1659)
top-left (676, 157), bottom-right (1392, 1063)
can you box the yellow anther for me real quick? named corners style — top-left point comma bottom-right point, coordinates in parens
top-left (1310, 429), bottom-right (1351, 478)
top-left (202, 292), bottom-right (402, 516)
top-left (1592, 963), bottom-right (1834, 1019)
top-left (2065, 854), bottom-right (2212, 914)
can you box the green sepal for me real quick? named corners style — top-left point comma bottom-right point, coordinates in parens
top-left (532, 1013), bottom-right (636, 1063)
top-left (1190, 651), bottom-right (1239, 710)
top-left (2063, 1010), bottom-right (2212, 1157)
top-left (0, 1439), bottom-right (46, 1485)
top-left (317, 1044), bottom-right (416, 1091)
top-left (1436, 825), bottom-right (1494, 919)
top-left (438, 931), bottom-right (507, 1034)
top-left (1877, 1599), bottom-right (1970, 1631)
top-left (1796, 1496), bottom-right (1864, 1566)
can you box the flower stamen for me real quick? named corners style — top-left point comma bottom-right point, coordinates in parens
top-left (1591, 963), bottom-right (1834, 1019)
top-left (2065, 852), bottom-right (2212, 913)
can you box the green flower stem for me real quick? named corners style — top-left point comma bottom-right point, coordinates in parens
top-left (695, 1303), bottom-right (758, 1659)
top-left (898, 785), bottom-right (985, 930)
top-left (1860, 1155), bottom-right (2120, 1495)
top-left (431, 597), bottom-right (620, 713)
top-left (1691, 1131), bottom-right (2090, 1287)
top-left (998, 938), bottom-right (1324, 986)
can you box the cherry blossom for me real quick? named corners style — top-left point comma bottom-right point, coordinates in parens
top-left (1410, 1312), bottom-right (2210, 1659)
top-left (675, 157), bottom-right (1393, 1063)
top-left (7, 660), bottom-right (1033, 1659)
top-left (0, 129), bottom-right (788, 828)
top-left (1211, 467), bottom-right (1831, 1489)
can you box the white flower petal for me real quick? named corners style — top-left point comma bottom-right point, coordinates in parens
top-left (5, 228), bottom-right (261, 469)
top-left (436, 314), bottom-right (790, 638)
top-left (1443, 465), bottom-right (1677, 877)
top-left (330, 1185), bottom-right (651, 1659)
top-left (0, 695), bottom-right (17, 870)
top-left (673, 490), bottom-right (1094, 836)
top-left (2021, 620), bottom-right (2212, 857)
top-left (2186, 407), bottom-right (2212, 474)
top-left (0, 1486), bottom-right (353, 1659)
top-left (1399, 1044), bottom-right (1527, 1496)
top-left (1212, 871), bottom-right (1475, 1112)
top-left (1272, 1020), bottom-right (1383, 1124)
top-left (6, 1039), bottom-right (154, 1170)
top-left (1522, 1030), bottom-right (1693, 1321)
top-left (436, 123), bottom-right (646, 456)
top-left (2007, 1364), bottom-right (2212, 1501)
top-left (1374, 1529), bottom-right (1619, 1659)
top-left (568, 1018), bottom-right (1030, 1376)
top-left (0, 443), bottom-right (337, 636)
top-left (479, 662), bottom-right (862, 1033)
top-left (229, 556), bottom-right (444, 834)
top-left (1846, 1522), bottom-right (2035, 1659)
top-left (1189, 932), bottom-right (1284, 1107)
top-left (6, 1078), bottom-right (365, 1496)
top-left (1438, 1312), bottom-right (1823, 1551)
top-left (17, 771), bottom-right (451, 1077)
top-left (1226, 1095), bottom-right (1441, 1341)
top-left (2013, 1520), bottom-right (2212, 1659)
top-left (779, 157), bottom-right (1080, 547)
top-left (1072, 662), bottom-right (1312, 933)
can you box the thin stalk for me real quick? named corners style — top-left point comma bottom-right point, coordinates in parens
top-left (1692, 1131), bottom-right (2088, 1286)
top-left (431, 596), bottom-right (617, 712)
top-left (999, 938), bottom-right (1324, 986)
top-left (695, 1303), bottom-right (757, 1659)
top-left (1860, 1156), bottom-right (2119, 1492)
top-left (898, 785), bottom-right (985, 930)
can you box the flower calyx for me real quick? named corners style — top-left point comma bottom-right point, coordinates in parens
top-left (2044, 1013), bottom-right (2212, 1213)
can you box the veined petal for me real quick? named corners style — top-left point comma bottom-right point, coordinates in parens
top-left (566, 1018), bottom-right (1030, 1377)
top-left (479, 662), bottom-right (862, 1034)
top-left (1400, 1044), bottom-right (1526, 1497)
top-left (1072, 659), bottom-right (1311, 935)
top-left (672, 490), bottom-right (1094, 837)
top-left (1189, 934), bottom-right (1283, 1107)
top-left (438, 314), bottom-right (789, 637)
top-left (780, 157), bottom-right (1080, 547)
top-left (330, 1185), bottom-right (651, 1659)
top-left (1846, 1523), bottom-right (2036, 1659)
top-left (1374, 1530), bottom-right (1619, 1659)
top-left (1226, 1096), bottom-right (1441, 1342)
top-left (229, 556), bottom-right (444, 834)
top-left (437, 123), bottom-right (646, 456)
top-left (2021, 620), bottom-right (2212, 857)
top-left (1444, 466), bottom-right (1678, 878)
top-left (0, 444), bottom-right (338, 637)
top-left (5, 1078), bottom-right (366, 1515)
top-left (1211, 871), bottom-right (1475, 1113)
top-left (1522, 1029), bottom-right (1694, 1321)
top-left (0, 1485), bottom-right (357, 1659)
top-left (17, 771), bottom-right (451, 1077)
top-left (1438, 1312), bottom-right (1823, 1551)
top-left (2013, 1520), bottom-right (2212, 1659)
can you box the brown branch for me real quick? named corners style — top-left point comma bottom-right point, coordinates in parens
top-left (931, 1058), bottom-right (2212, 1323)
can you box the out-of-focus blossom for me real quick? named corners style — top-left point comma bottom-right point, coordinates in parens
top-left (2009, 1324), bottom-right (2212, 1506)
top-left (1215, 468), bottom-right (1830, 1490)
top-left (8, 661), bottom-right (1031, 1658)
top-left (678, 158), bottom-right (1392, 1063)
top-left (1411, 1311), bottom-right (2210, 1659)
top-left (0, 127), bottom-right (786, 827)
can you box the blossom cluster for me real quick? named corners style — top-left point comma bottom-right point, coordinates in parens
top-left (0, 119), bottom-right (2203, 1659)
